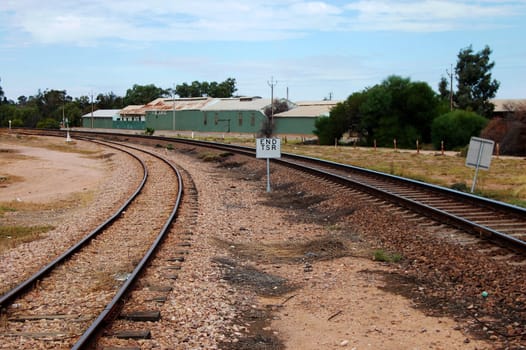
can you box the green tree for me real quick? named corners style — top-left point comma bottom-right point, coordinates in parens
top-left (438, 76), bottom-right (450, 101)
top-left (359, 76), bottom-right (439, 147)
top-left (455, 45), bottom-right (499, 118)
top-left (96, 92), bottom-right (124, 109)
top-left (431, 110), bottom-right (488, 150)
top-left (313, 116), bottom-right (337, 145)
top-left (124, 84), bottom-right (168, 105)
top-left (175, 78), bottom-right (237, 98)
top-left (36, 117), bottom-right (60, 129)
top-left (210, 78), bottom-right (237, 97)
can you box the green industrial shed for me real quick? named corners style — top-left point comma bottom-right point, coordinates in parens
top-left (273, 100), bottom-right (339, 135)
top-left (81, 97), bottom-right (340, 137)
top-left (81, 109), bottom-right (121, 129)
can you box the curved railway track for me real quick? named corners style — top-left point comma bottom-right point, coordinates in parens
top-left (0, 137), bottom-right (184, 349)
top-left (13, 129), bottom-right (526, 255)
top-left (67, 130), bottom-right (525, 253)
top-left (2, 128), bottom-right (526, 347)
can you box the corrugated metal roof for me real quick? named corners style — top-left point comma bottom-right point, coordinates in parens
top-left (121, 97), bottom-right (212, 115)
top-left (491, 99), bottom-right (526, 112)
top-left (202, 97), bottom-right (271, 111)
top-left (274, 100), bottom-right (341, 118)
top-left (81, 109), bottom-right (121, 118)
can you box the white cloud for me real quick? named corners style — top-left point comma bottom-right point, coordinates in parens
top-left (1, 0), bottom-right (524, 46)
top-left (344, 0), bottom-right (523, 31)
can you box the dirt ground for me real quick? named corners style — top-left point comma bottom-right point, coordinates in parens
top-left (0, 135), bottom-right (494, 349)
top-left (0, 136), bottom-right (106, 204)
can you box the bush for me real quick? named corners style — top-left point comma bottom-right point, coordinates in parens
top-left (36, 118), bottom-right (60, 129)
top-left (431, 110), bottom-right (488, 150)
top-left (144, 127), bottom-right (155, 136)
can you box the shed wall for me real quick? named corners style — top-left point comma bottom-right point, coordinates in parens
top-left (274, 117), bottom-right (317, 135)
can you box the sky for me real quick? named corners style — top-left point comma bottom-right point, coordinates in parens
top-left (1, 0), bottom-right (525, 102)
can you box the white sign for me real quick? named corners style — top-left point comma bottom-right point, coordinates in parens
top-left (256, 138), bottom-right (281, 159)
top-left (466, 137), bottom-right (494, 170)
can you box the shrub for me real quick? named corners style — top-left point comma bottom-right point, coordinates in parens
top-left (431, 110), bottom-right (488, 150)
top-left (36, 118), bottom-right (60, 129)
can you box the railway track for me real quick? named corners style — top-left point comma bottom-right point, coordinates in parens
top-left (13, 129), bottom-right (526, 255)
top-left (4, 128), bottom-right (526, 347)
top-left (125, 132), bottom-right (526, 256)
top-left (0, 138), bottom-right (184, 349)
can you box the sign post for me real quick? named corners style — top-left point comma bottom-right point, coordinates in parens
top-left (465, 137), bottom-right (494, 193)
top-left (256, 138), bottom-right (281, 192)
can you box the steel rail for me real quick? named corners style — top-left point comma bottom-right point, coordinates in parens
top-left (11, 129), bottom-right (526, 251)
top-left (139, 136), bottom-right (526, 250)
top-left (0, 140), bottom-right (148, 309)
top-left (71, 140), bottom-right (184, 349)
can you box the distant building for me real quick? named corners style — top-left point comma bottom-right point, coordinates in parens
top-left (80, 97), bottom-right (338, 137)
top-left (274, 100), bottom-right (341, 135)
top-left (491, 99), bottom-right (526, 118)
top-left (81, 109), bottom-right (121, 129)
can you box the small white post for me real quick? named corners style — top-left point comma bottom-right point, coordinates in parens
top-left (66, 118), bottom-right (72, 142)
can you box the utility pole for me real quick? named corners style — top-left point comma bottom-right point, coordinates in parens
top-left (267, 76), bottom-right (278, 124)
top-left (172, 83), bottom-right (176, 131)
top-left (446, 64), bottom-right (454, 111)
top-left (90, 91), bottom-right (94, 128)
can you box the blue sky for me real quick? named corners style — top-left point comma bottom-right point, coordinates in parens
top-left (1, 0), bottom-right (525, 102)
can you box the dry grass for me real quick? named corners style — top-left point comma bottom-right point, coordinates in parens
top-left (0, 225), bottom-right (54, 252)
top-left (0, 134), bottom-right (101, 156)
top-left (280, 144), bottom-right (526, 207)
top-left (0, 190), bottom-right (95, 214)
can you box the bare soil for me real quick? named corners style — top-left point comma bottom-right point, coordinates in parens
top-left (0, 134), bottom-right (499, 349)
top-left (0, 135), bottom-right (106, 204)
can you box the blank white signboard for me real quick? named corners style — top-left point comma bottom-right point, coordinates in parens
top-left (466, 137), bottom-right (494, 170)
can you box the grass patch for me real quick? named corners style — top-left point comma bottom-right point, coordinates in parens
top-left (372, 249), bottom-right (402, 263)
top-left (0, 225), bottom-right (54, 252)
top-left (278, 144), bottom-right (526, 207)
top-left (0, 190), bottom-right (95, 214)
top-left (0, 205), bottom-right (17, 216)
top-left (198, 151), bottom-right (234, 162)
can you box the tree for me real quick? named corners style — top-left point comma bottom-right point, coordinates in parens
top-left (431, 110), bottom-right (488, 150)
top-left (359, 76), bottom-right (440, 147)
top-left (480, 102), bottom-right (526, 156)
top-left (312, 92), bottom-right (366, 145)
top-left (438, 76), bottom-right (449, 101)
top-left (264, 99), bottom-right (290, 118)
top-left (313, 116), bottom-right (336, 144)
top-left (210, 78), bottom-right (237, 98)
top-left (124, 84), bottom-right (169, 105)
top-left (96, 92), bottom-right (124, 109)
top-left (455, 45), bottom-right (499, 118)
top-left (0, 78), bottom-right (5, 104)
top-left (175, 78), bottom-right (237, 98)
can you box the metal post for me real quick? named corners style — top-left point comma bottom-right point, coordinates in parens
top-left (267, 77), bottom-right (277, 125)
top-left (470, 143), bottom-right (485, 193)
top-left (266, 158), bottom-right (271, 192)
top-left (90, 91), bottom-right (94, 129)
top-left (172, 84), bottom-right (176, 131)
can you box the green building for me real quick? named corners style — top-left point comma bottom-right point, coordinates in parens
top-left (81, 97), bottom-right (340, 138)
